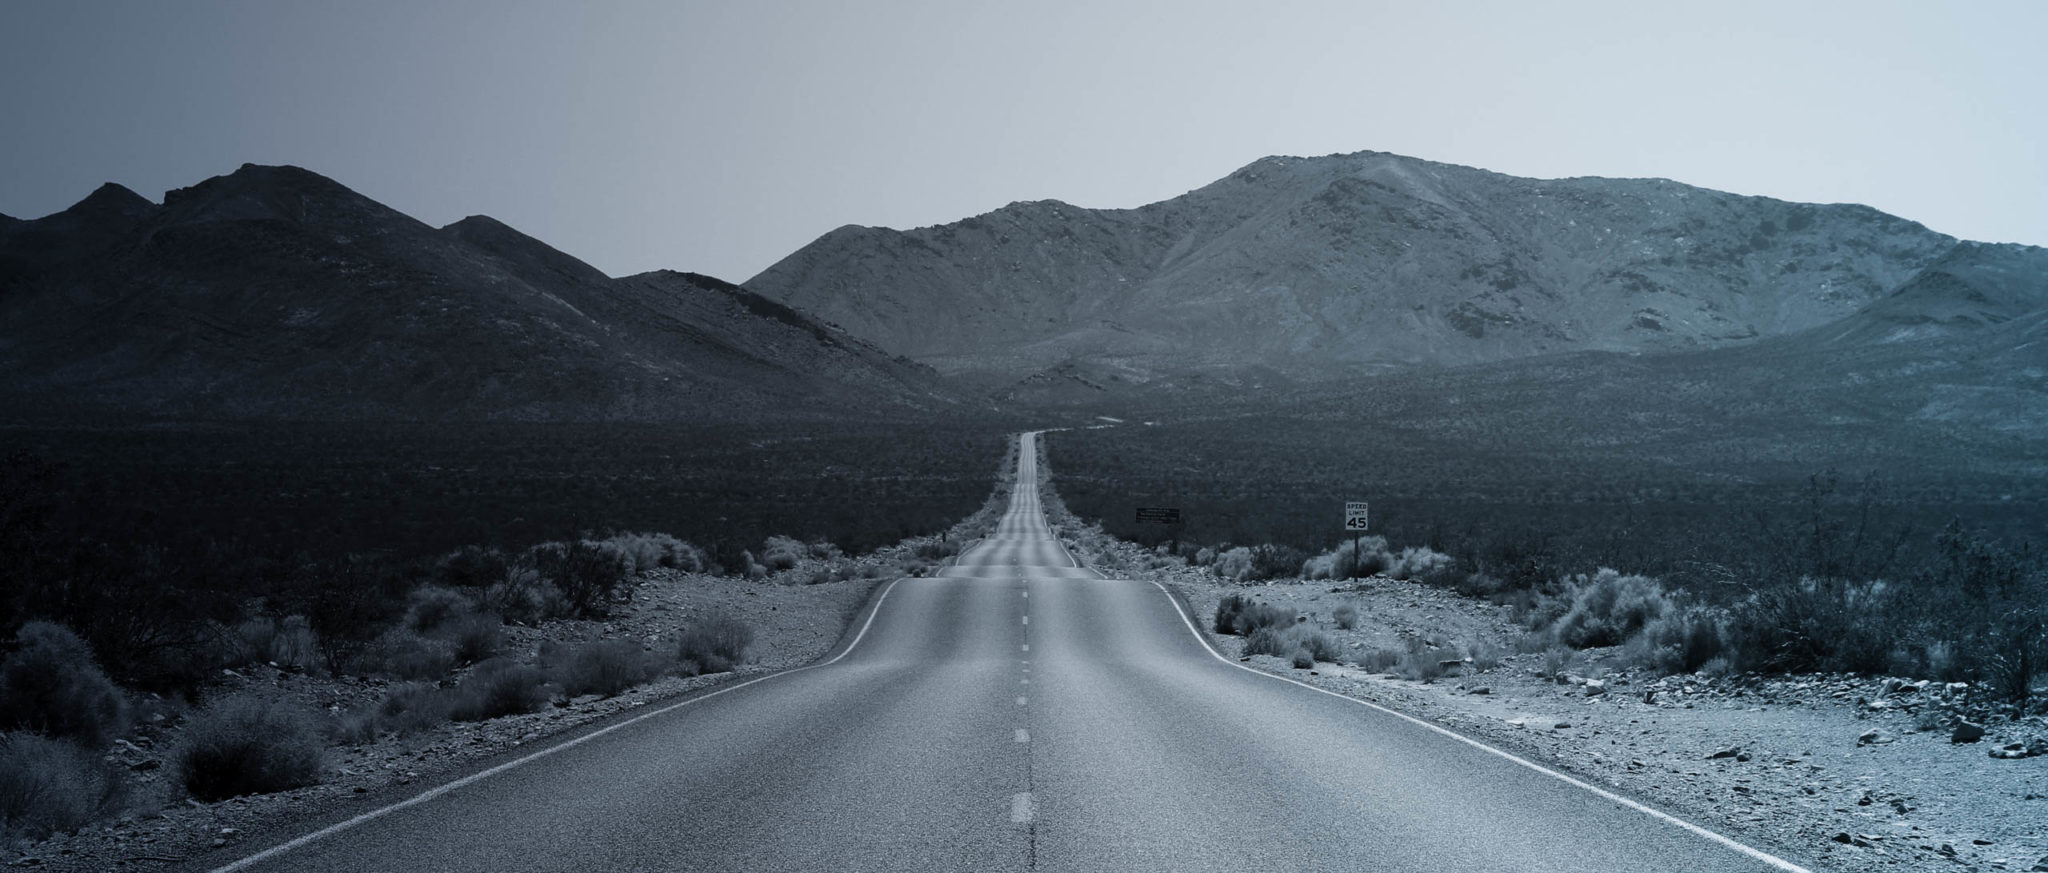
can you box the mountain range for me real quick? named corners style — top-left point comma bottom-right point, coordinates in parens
top-left (1, 152), bottom-right (2043, 426)
top-left (746, 150), bottom-right (2047, 398)
top-left (0, 164), bottom-right (951, 420)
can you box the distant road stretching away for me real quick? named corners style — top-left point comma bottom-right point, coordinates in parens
top-left (198, 432), bottom-right (1808, 873)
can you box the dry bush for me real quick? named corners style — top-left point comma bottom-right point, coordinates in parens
top-left (1546, 569), bottom-right (1673, 649)
top-left (334, 682), bottom-right (451, 744)
top-left (406, 586), bottom-right (472, 634)
top-left (442, 613), bottom-right (503, 664)
top-left (548, 640), bottom-right (664, 698)
top-left (483, 566), bottom-right (570, 625)
top-left (676, 611), bottom-right (752, 675)
top-left (0, 732), bottom-right (124, 841)
top-left (1301, 536), bottom-right (1392, 580)
top-left (525, 540), bottom-right (632, 618)
top-left (227, 615), bottom-right (319, 671)
top-left (446, 659), bottom-right (551, 722)
top-left (1388, 546), bottom-right (1455, 583)
top-left (0, 622), bottom-right (128, 749)
top-left (1723, 577), bottom-right (1896, 674)
top-left (1356, 648), bottom-right (1402, 673)
top-left (1625, 604), bottom-right (1731, 675)
top-left (760, 536), bottom-right (806, 572)
top-left (173, 694), bottom-right (323, 801)
top-left (1332, 603), bottom-right (1359, 630)
top-left (364, 632), bottom-right (457, 682)
top-left (435, 545), bottom-right (510, 590)
top-left (603, 532), bottom-right (706, 574)
top-left (1213, 595), bottom-right (1296, 637)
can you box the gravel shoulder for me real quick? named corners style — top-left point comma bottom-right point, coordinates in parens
top-left (1159, 571), bottom-right (2048, 873)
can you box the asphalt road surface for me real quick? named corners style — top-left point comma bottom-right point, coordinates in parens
top-left (202, 432), bottom-right (1807, 873)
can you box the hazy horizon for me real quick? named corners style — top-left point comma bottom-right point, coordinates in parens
top-left (4, 0), bottom-right (2044, 282)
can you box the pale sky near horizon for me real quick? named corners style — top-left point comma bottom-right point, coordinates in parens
top-left (2, 1), bottom-right (2042, 282)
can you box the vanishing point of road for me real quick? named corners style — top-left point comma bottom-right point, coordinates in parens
top-left (196, 432), bottom-right (1808, 873)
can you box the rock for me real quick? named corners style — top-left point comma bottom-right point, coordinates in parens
top-left (1707, 748), bottom-right (1742, 760)
top-left (1552, 721), bottom-right (1571, 730)
top-left (1953, 721), bottom-right (1986, 743)
top-left (1583, 679), bottom-right (1607, 696)
top-left (2029, 738), bottom-right (2048, 757)
top-left (1857, 728), bottom-right (1894, 745)
top-left (1991, 745), bottom-right (2030, 760)
top-left (1469, 687), bottom-right (1490, 695)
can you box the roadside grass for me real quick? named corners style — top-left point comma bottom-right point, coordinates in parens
top-left (676, 611), bottom-right (753, 676)
top-left (0, 732), bottom-right (124, 842)
top-left (547, 640), bottom-right (666, 699)
top-left (0, 622), bottom-right (129, 749)
top-left (174, 694), bottom-right (324, 801)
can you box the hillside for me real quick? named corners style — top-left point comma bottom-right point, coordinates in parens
top-left (746, 150), bottom-right (2045, 391)
top-left (0, 165), bottom-right (956, 421)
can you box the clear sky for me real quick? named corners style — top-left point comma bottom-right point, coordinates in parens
top-left (2, 1), bottom-right (2042, 282)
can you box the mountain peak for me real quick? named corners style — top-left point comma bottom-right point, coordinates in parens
top-left (160, 163), bottom-right (403, 227)
top-left (443, 214), bottom-right (610, 284)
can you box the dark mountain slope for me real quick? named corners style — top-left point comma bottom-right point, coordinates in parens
top-left (747, 150), bottom-right (2015, 385)
top-left (0, 164), bottom-right (955, 420)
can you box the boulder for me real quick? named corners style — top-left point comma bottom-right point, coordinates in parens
top-left (1952, 721), bottom-right (1986, 744)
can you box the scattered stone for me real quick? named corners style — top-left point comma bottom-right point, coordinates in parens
top-left (1707, 748), bottom-right (1742, 760)
top-left (1857, 728), bottom-right (1893, 745)
top-left (1953, 721), bottom-right (1986, 743)
top-left (1552, 722), bottom-right (1571, 730)
top-left (1468, 687), bottom-right (1490, 695)
top-left (1583, 679), bottom-right (1607, 696)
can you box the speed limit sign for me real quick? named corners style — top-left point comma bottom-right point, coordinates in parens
top-left (1344, 501), bottom-right (1369, 531)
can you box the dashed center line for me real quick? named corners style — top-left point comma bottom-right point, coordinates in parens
top-left (1010, 792), bottom-right (1035, 824)
top-left (1015, 729), bottom-right (1029, 743)
top-left (1021, 644), bottom-right (1029, 652)
top-left (1021, 615), bottom-right (1029, 626)
top-left (1016, 696), bottom-right (1028, 706)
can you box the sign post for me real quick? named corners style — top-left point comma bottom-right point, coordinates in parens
top-left (1343, 501), bottom-right (1369, 579)
top-left (1136, 507), bottom-right (1182, 555)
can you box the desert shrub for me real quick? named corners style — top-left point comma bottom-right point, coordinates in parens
top-left (741, 551), bottom-right (769, 580)
top-left (1332, 603), bottom-right (1358, 630)
top-left (675, 611), bottom-right (752, 675)
top-left (526, 541), bottom-right (631, 618)
top-left (0, 622), bottom-right (128, 749)
top-left (482, 566), bottom-right (569, 625)
top-left (1548, 569), bottom-right (1673, 649)
top-left (227, 615), bottom-right (319, 671)
top-left (436, 545), bottom-right (510, 590)
top-left (0, 732), bottom-right (124, 841)
top-left (1539, 644), bottom-right (1576, 680)
top-left (913, 539), bottom-right (957, 561)
top-left (1295, 630), bottom-right (1342, 663)
top-left (1242, 625), bottom-right (1291, 658)
top-left (1213, 595), bottom-right (1296, 637)
top-left (1290, 650), bottom-right (1315, 669)
top-left (1388, 546), bottom-right (1455, 584)
top-left (331, 681), bottom-right (450, 744)
top-left (1395, 644), bottom-right (1449, 683)
top-left (1626, 604), bottom-right (1730, 675)
top-left (406, 586), bottom-right (472, 634)
top-left (603, 532), bottom-right (706, 575)
top-left (173, 694), bottom-right (323, 801)
top-left (1301, 537), bottom-right (1392, 580)
top-left (1193, 547), bottom-right (1216, 566)
top-left (760, 536), bottom-right (806, 572)
top-left (441, 613), bottom-right (503, 664)
top-left (446, 658), bottom-right (551, 722)
top-left (1357, 648), bottom-right (1402, 672)
top-left (375, 682), bottom-right (452, 736)
top-left (299, 555), bottom-right (411, 674)
top-left (548, 640), bottom-right (664, 698)
top-left (1724, 577), bottom-right (1897, 674)
top-left (1214, 547), bottom-right (1254, 582)
top-left (365, 632), bottom-right (457, 682)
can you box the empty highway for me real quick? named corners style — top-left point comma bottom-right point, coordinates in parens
top-left (198, 432), bottom-right (1807, 873)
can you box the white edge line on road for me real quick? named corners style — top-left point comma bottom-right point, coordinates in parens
top-left (210, 576), bottom-right (908, 873)
top-left (1139, 578), bottom-right (1813, 873)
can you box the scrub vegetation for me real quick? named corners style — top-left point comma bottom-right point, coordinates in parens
top-left (1048, 426), bottom-right (2048, 705)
